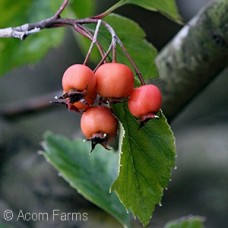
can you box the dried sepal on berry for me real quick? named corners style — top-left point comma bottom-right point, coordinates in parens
top-left (80, 106), bottom-right (118, 152)
top-left (128, 84), bottom-right (162, 126)
top-left (55, 64), bottom-right (97, 112)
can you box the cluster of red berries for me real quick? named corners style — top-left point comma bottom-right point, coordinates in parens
top-left (58, 62), bottom-right (162, 151)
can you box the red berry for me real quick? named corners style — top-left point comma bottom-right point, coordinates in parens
top-left (61, 64), bottom-right (96, 111)
top-left (128, 84), bottom-right (162, 123)
top-left (94, 63), bottom-right (134, 99)
top-left (62, 64), bottom-right (95, 92)
top-left (80, 106), bottom-right (118, 151)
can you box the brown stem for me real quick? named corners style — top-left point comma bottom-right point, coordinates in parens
top-left (73, 23), bottom-right (92, 40)
top-left (54, 0), bottom-right (69, 18)
top-left (94, 43), bottom-right (113, 71)
top-left (116, 38), bottom-right (145, 85)
top-left (91, 0), bottom-right (125, 19)
top-left (83, 20), bottom-right (102, 65)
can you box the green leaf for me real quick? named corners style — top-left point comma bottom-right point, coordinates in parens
top-left (41, 132), bottom-right (130, 227)
top-left (111, 103), bottom-right (176, 226)
top-left (119, 0), bottom-right (182, 23)
top-left (69, 0), bottom-right (95, 18)
top-left (0, 0), bottom-right (64, 76)
top-left (164, 215), bottom-right (206, 228)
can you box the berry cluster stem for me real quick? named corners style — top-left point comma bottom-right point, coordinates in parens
top-left (97, 21), bottom-right (145, 85)
top-left (116, 38), bottom-right (146, 85)
top-left (54, 0), bottom-right (69, 18)
top-left (83, 20), bottom-right (102, 65)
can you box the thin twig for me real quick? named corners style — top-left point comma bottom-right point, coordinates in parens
top-left (54, 0), bottom-right (69, 18)
top-left (117, 38), bottom-right (145, 85)
top-left (94, 42), bottom-right (114, 71)
top-left (73, 23), bottom-right (92, 40)
top-left (0, 0), bottom-right (70, 40)
top-left (83, 20), bottom-right (102, 65)
top-left (75, 23), bottom-right (107, 60)
top-left (92, 20), bottom-right (118, 68)
top-left (91, 0), bottom-right (125, 19)
top-left (0, 26), bottom-right (40, 40)
top-left (0, 17), bottom-right (72, 40)
top-left (101, 21), bottom-right (145, 85)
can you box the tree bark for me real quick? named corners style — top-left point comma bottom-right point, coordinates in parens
top-left (155, 0), bottom-right (228, 121)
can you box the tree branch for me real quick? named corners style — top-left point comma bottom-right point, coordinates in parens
top-left (155, 0), bottom-right (228, 121)
top-left (0, 25), bottom-right (41, 40)
top-left (0, 0), bottom-right (70, 40)
top-left (54, 0), bottom-right (69, 18)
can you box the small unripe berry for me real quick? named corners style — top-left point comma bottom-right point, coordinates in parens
top-left (128, 84), bottom-right (162, 123)
top-left (94, 63), bottom-right (134, 99)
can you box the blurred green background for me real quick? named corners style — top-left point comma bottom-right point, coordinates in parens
top-left (0, 0), bottom-right (227, 227)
